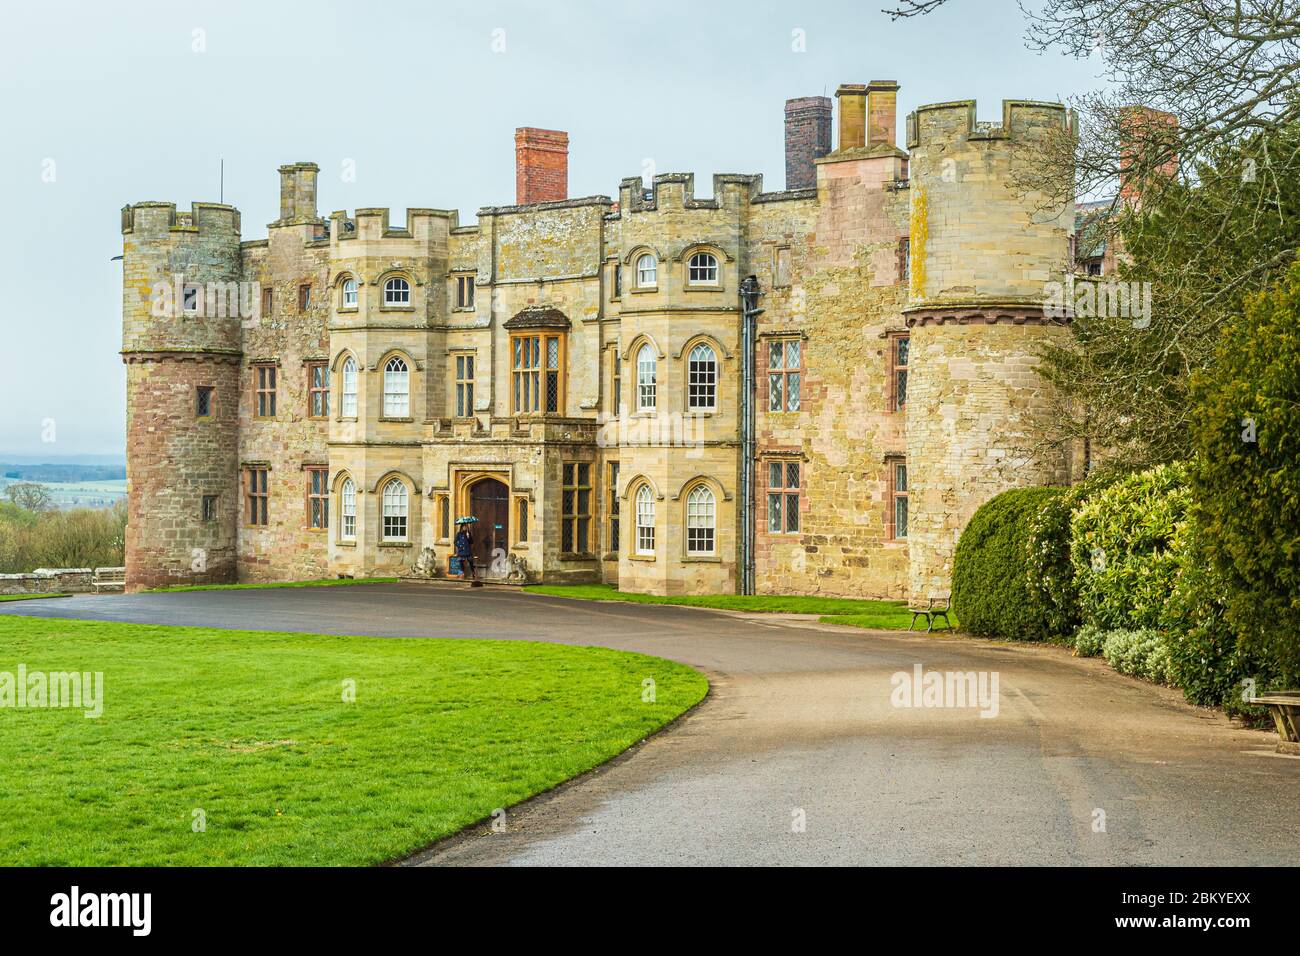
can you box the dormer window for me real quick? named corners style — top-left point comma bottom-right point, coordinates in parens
top-left (688, 252), bottom-right (719, 285)
top-left (636, 254), bottom-right (657, 288)
top-left (383, 277), bottom-right (410, 305)
top-left (341, 277), bottom-right (358, 307)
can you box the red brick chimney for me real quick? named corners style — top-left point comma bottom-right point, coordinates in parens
top-left (1119, 106), bottom-right (1178, 203)
top-left (515, 127), bottom-right (569, 204)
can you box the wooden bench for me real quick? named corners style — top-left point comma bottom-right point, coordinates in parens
top-left (92, 567), bottom-right (126, 593)
top-left (1251, 692), bottom-right (1300, 755)
top-left (908, 596), bottom-right (952, 633)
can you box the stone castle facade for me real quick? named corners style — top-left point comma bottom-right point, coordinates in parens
top-left (120, 81), bottom-right (1079, 597)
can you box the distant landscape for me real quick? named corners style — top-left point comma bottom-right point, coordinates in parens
top-left (0, 458), bottom-right (126, 511)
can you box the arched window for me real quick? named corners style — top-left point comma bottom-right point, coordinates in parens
top-left (383, 356), bottom-right (409, 417)
top-left (341, 277), bottom-right (358, 307)
top-left (687, 343), bottom-right (717, 410)
top-left (636, 344), bottom-right (656, 411)
top-left (636, 253), bottom-right (657, 287)
top-left (381, 479), bottom-right (408, 540)
top-left (686, 485), bottom-right (716, 555)
top-left (635, 484), bottom-right (655, 555)
top-left (341, 356), bottom-right (358, 417)
top-left (340, 478), bottom-right (357, 540)
top-left (383, 277), bottom-right (410, 305)
top-left (688, 251), bottom-right (719, 285)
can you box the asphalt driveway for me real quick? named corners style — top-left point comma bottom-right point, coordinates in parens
top-left (4, 583), bottom-right (1295, 866)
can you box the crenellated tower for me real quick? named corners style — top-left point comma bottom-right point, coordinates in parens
top-left (120, 201), bottom-right (244, 590)
top-left (903, 99), bottom-right (1075, 599)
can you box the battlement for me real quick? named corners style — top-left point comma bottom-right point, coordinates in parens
top-left (121, 201), bottom-right (241, 238)
top-left (618, 172), bottom-right (764, 213)
top-left (906, 99), bottom-right (1072, 150)
top-left (330, 207), bottom-right (459, 243)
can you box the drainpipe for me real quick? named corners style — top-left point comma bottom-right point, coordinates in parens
top-left (738, 274), bottom-right (764, 596)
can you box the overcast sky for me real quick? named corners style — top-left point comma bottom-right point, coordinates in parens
top-left (0, 0), bottom-right (1103, 458)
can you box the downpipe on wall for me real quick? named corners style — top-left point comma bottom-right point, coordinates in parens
top-left (738, 274), bottom-right (764, 596)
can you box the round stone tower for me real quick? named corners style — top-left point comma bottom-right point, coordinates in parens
top-left (120, 201), bottom-right (244, 590)
top-left (903, 99), bottom-right (1074, 600)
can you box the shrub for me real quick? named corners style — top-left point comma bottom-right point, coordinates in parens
top-left (1162, 518), bottom-right (1277, 715)
top-left (952, 487), bottom-right (1065, 640)
top-left (1190, 257), bottom-right (1300, 687)
top-left (1069, 462), bottom-right (1192, 630)
top-left (1025, 470), bottom-right (1125, 635)
top-left (1072, 623), bottom-right (1106, 658)
top-left (1100, 628), bottom-right (1174, 685)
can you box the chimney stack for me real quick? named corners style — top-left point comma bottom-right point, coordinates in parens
top-left (515, 127), bottom-right (569, 205)
top-left (867, 81), bottom-right (900, 149)
top-left (1118, 106), bottom-right (1178, 203)
top-left (835, 84), bottom-right (868, 151)
top-left (277, 162), bottom-right (319, 222)
top-left (784, 96), bottom-right (833, 190)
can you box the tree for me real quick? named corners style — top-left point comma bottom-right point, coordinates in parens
top-left (1037, 122), bottom-right (1300, 466)
top-left (7, 483), bottom-right (52, 512)
top-left (1190, 257), bottom-right (1300, 686)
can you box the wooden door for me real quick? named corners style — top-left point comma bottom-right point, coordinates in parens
top-left (469, 478), bottom-right (509, 571)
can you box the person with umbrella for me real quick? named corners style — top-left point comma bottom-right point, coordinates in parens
top-left (453, 516), bottom-right (481, 586)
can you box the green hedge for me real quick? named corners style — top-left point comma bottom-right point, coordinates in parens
top-left (1069, 463), bottom-right (1191, 630)
top-left (1024, 471), bottom-right (1123, 636)
top-left (1190, 257), bottom-right (1300, 686)
top-left (952, 487), bottom-right (1065, 640)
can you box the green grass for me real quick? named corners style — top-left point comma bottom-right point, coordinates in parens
top-left (148, 577), bottom-right (400, 593)
top-left (0, 593), bottom-right (71, 602)
top-left (524, 583), bottom-right (958, 631)
top-left (0, 615), bottom-right (706, 865)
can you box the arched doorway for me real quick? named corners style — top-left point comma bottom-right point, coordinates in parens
top-left (468, 477), bottom-right (509, 574)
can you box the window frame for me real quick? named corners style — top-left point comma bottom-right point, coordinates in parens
top-left (635, 253), bottom-right (657, 288)
top-left (686, 342), bottom-right (718, 411)
top-left (341, 277), bottom-right (358, 308)
top-left (453, 352), bottom-right (476, 418)
top-left (201, 494), bottom-right (218, 523)
top-left (340, 355), bottom-right (358, 418)
top-left (561, 461), bottom-right (593, 556)
top-left (340, 477), bottom-right (357, 541)
top-left (765, 459), bottom-right (801, 535)
top-left (382, 356), bottom-right (410, 418)
top-left (509, 332), bottom-right (566, 416)
top-left (636, 343), bottom-right (656, 411)
top-left (307, 361), bottom-right (330, 419)
top-left (634, 483), bottom-right (655, 556)
top-left (244, 466), bottom-right (269, 527)
top-left (685, 483), bottom-right (717, 556)
top-left (888, 333), bottom-right (909, 413)
top-left (766, 338), bottom-right (802, 414)
top-left (381, 478), bottom-right (409, 541)
top-left (687, 251), bottom-right (720, 286)
top-left (298, 283), bottom-right (312, 311)
top-left (253, 364), bottom-right (278, 419)
top-left (195, 385), bottom-right (214, 419)
top-left (383, 276), bottom-right (411, 307)
top-left (611, 349), bottom-right (623, 416)
top-left (886, 457), bottom-right (908, 541)
top-left (454, 273), bottom-right (476, 310)
top-left (607, 461), bottom-right (620, 555)
top-left (306, 466), bottom-right (329, 531)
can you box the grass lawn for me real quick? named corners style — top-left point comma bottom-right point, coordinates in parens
top-left (147, 577), bottom-right (400, 593)
top-left (0, 593), bottom-right (70, 603)
top-left (0, 615), bottom-right (706, 865)
top-left (523, 583), bottom-right (957, 631)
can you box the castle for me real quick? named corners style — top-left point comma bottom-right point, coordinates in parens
top-left (119, 81), bottom-right (1081, 597)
